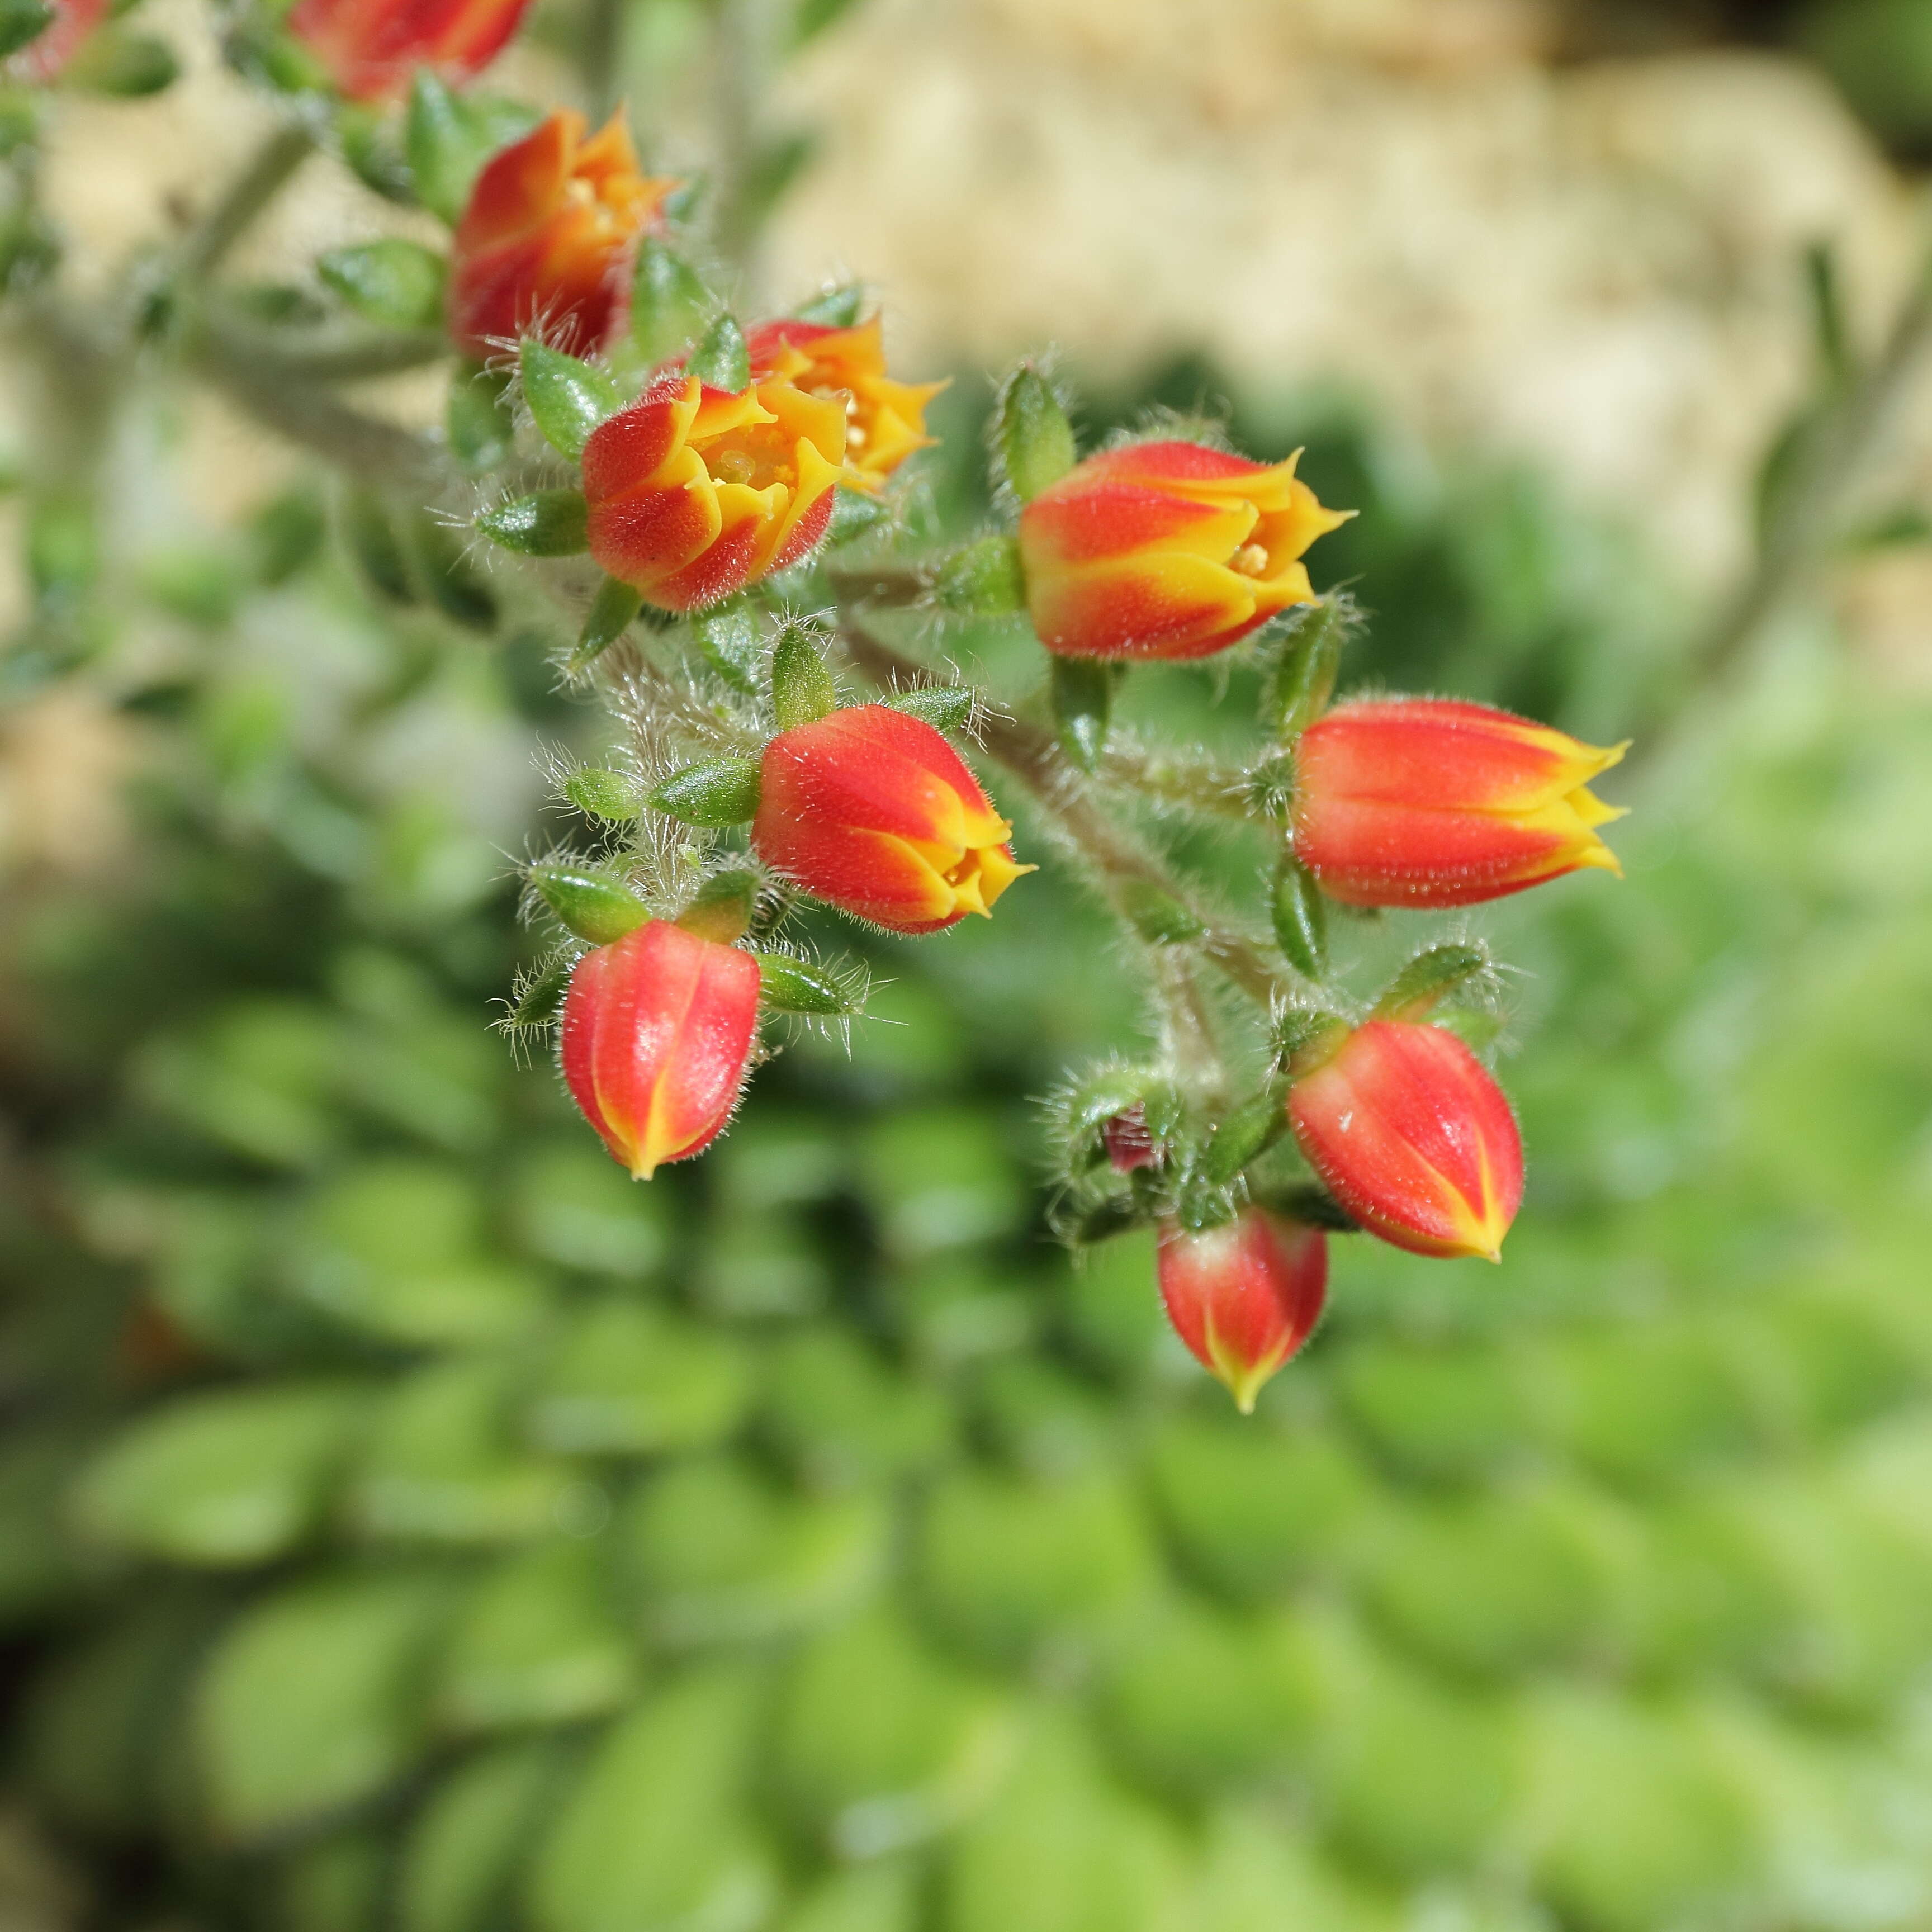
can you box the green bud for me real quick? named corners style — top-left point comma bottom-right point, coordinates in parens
top-left (1050, 657), bottom-right (1118, 772)
top-left (825, 487), bottom-right (887, 548)
top-left (65, 26), bottom-right (178, 93)
top-left (755, 951), bottom-right (864, 1015)
top-left (995, 363), bottom-right (1076, 503)
top-left (1372, 943), bottom-right (1491, 1024)
top-left (631, 238), bottom-right (712, 365)
top-left (692, 602), bottom-right (763, 693)
top-left (316, 240), bottom-right (446, 330)
top-left (687, 312), bottom-right (749, 393)
top-left (770, 622), bottom-right (837, 731)
top-left (340, 488), bottom-right (414, 605)
top-left (520, 341), bottom-right (622, 460)
top-left (935, 534), bottom-right (1026, 615)
top-left (476, 489), bottom-right (589, 557)
top-left (510, 955), bottom-right (573, 1027)
top-left (1271, 853), bottom-right (1328, 979)
top-left (649, 757), bottom-right (762, 827)
top-left (572, 576), bottom-right (642, 669)
top-left (1273, 1007), bottom-right (1349, 1077)
top-left (528, 865), bottom-right (651, 945)
top-left (565, 768), bottom-right (640, 821)
top-left (792, 281), bottom-right (864, 327)
top-left (887, 685), bottom-right (975, 735)
top-left (1117, 880), bottom-right (1205, 946)
top-left (1263, 596), bottom-right (1348, 738)
top-left (1200, 1088), bottom-right (1287, 1186)
top-left (0, 0), bottom-right (54, 61)
top-left (447, 361), bottom-right (515, 473)
top-left (678, 869), bottom-right (757, 944)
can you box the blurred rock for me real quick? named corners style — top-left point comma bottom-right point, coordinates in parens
top-left (770, 2), bottom-right (1919, 588)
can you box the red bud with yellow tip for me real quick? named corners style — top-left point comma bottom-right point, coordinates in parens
top-left (560, 921), bottom-right (760, 1178)
top-left (1287, 1020), bottom-right (1522, 1262)
top-left (448, 110), bottom-right (675, 360)
top-left (1017, 441), bottom-right (1351, 661)
top-left (1157, 1209), bottom-right (1328, 1412)
top-left (1292, 698), bottom-right (1627, 908)
top-left (750, 704), bottom-right (1032, 935)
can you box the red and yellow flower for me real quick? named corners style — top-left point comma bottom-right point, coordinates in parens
top-left (1287, 1020), bottom-right (1522, 1262)
top-left (561, 920), bottom-right (760, 1178)
top-left (1157, 1209), bottom-right (1328, 1413)
top-left (583, 370), bottom-right (845, 613)
top-left (745, 317), bottom-right (945, 489)
top-left (448, 110), bottom-right (674, 361)
top-left (1017, 441), bottom-right (1351, 661)
top-left (750, 704), bottom-right (1032, 934)
top-left (287, 0), bottom-right (532, 100)
top-left (1292, 698), bottom-right (1627, 908)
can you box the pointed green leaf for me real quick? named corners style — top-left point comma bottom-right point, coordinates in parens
top-left (476, 490), bottom-right (589, 557)
top-left (1271, 853), bottom-right (1328, 979)
top-left (1050, 657), bottom-right (1117, 772)
top-left (887, 685), bottom-right (976, 734)
top-left (692, 602), bottom-right (763, 692)
top-left (406, 75), bottom-right (537, 225)
top-left (1264, 596), bottom-right (1347, 738)
top-left (688, 312), bottom-right (750, 393)
top-left (1372, 943), bottom-right (1491, 1024)
top-left (574, 576), bottom-right (642, 668)
top-left (936, 534), bottom-right (1025, 615)
top-left (756, 953), bottom-right (866, 1017)
top-left (826, 486), bottom-right (888, 547)
top-left (631, 239), bottom-right (711, 366)
top-left (564, 768), bottom-right (640, 821)
top-left (510, 956), bottom-right (573, 1029)
top-left (1117, 880), bottom-right (1205, 946)
top-left (1200, 1089), bottom-right (1288, 1186)
top-left (520, 342), bottom-right (623, 460)
top-left (317, 240), bottom-right (447, 330)
top-left (792, 281), bottom-right (865, 328)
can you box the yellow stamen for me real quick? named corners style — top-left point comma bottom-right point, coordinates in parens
top-left (1230, 543), bottom-right (1271, 578)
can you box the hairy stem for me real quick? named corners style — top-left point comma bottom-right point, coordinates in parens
top-left (1100, 737), bottom-right (1257, 821)
top-left (206, 318), bottom-right (452, 384)
top-left (179, 119), bottom-right (318, 285)
top-left (840, 618), bottom-right (1288, 1007)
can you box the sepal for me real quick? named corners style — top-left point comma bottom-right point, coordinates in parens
top-left (407, 74), bottom-right (537, 225)
top-left (935, 535), bottom-right (1025, 615)
top-left (520, 340), bottom-right (622, 460)
top-left (506, 954), bottom-right (573, 1028)
top-left (676, 869), bottom-right (757, 943)
top-left (564, 768), bottom-right (640, 821)
top-left (528, 864), bottom-right (651, 944)
top-left (993, 362), bottom-right (1076, 503)
top-left (686, 312), bottom-right (749, 392)
top-left (1273, 1006), bottom-right (1349, 1077)
top-left (1118, 880), bottom-right (1205, 946)
top-left (1371, 943), bottom-right (1493, 1024)
top-left (1271, 853), bottom-right (1328, 979)
top-left (1200, 1087), bottom-right (1289, 1185)
top-left (886, 685), bottom-right (976, 735)
top-left (769, 621), bottom-right (837, 730)
top-left (572, 576), bottom-right (642, 667)
top-left (476, 489), bottom-right (589, 556)
top-left (755, 950), bottom-right (868, 1015)
top-left (693, 603), bottom-right (762, 693)
top-left (649, 757), bottom-right (762, 827)
top-left (792, 281), bottom-right (864, 326)
top-left (1262, 595), bottom-right (1350, 737)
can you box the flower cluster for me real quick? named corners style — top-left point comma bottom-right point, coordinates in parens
top-left (225, 0), bottom-right (1631, 1414)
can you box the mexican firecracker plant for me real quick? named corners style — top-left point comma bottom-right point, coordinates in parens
top-left (4, 0), bottom-right (1630, 1412)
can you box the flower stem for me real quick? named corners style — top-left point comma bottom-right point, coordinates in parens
top-left (179, 119), bottom-right (318, 285)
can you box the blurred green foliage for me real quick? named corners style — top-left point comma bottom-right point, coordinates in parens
top-left (6, 378), bottom-right (1932, 1932)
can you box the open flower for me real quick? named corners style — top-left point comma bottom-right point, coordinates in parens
top-left (448, 110), bottom-right (674, 360)
top-left (745, 317), bottom-right (945, 488)
top-left (583, 370), bottom-right (846, 612)
top-left (750, 704), bottom-right (1032, 934)
top-left (1293, 698), bottom-right (1628, 907)
top-left (1158, 1209), bottom-right (1328, 1413)
top-left (288, 0), bottom-right (532, 100)
top-left (561, 921), bottom-right (761, 1178)
top-left (1288, 1020), bottom-right (1522, 1262)
top-left (1017, 440), bottom-right (1351, 661)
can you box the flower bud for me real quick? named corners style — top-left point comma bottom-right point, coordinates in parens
top-left (750, 704), bottom-right (1032, 934)
top-left (287, 0), bottom-right (532, 100)
top-left (1286, 1020), bottom-right (1522, 1262)
top-left (1018, 441), bottom-right (1351, 661)
top-left (561, 921), bottom-right (760, 1178)
top-left (1157, 1209), bottom-right (1328, 1412)
top-left (582, 370), bottom-right (845, 614)
top-left (1291, 699), bottom-right (1628, 908)
top-left (1102, 1105), bottom-right (1157, 1173)
top-left (448, 111), bottom-right (674, 360)
top-left (747, 316), bottom-right (944, 489)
